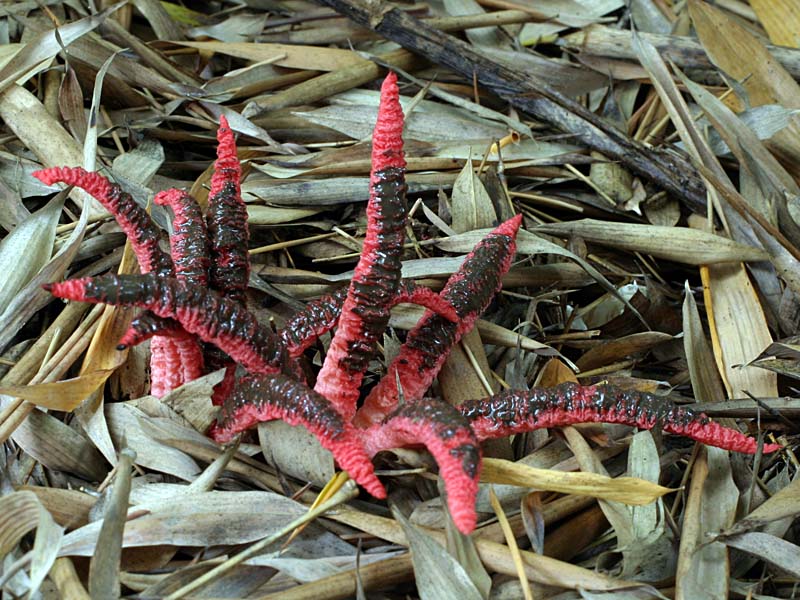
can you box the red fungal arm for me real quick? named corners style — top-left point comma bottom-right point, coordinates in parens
top-left (33, 167), bottom-right (172, 277)
top-left (362, 399), bottom-right (481, 534)
top-left (207, 115), bottom-right (250, 302)
top-left (314, 73), bottom-right (407, 419)
top-left (208, 373), bottom-right (386, 499)
top-left (280, 287), bottom-right (349, 357)
top-left (154, 189), bottom-right (209, 286)
top-left (279, 282), bottom-right (456, 359)
top-left (45, 275), bottom-right (286, 376)
top-left (461, 383), bottom-right (782, 454)
top-left (119, 313), bottom-right (188, 348)
top-left (394, 281), bottom-right (458, 322)
top-left (355, 215), bottom-right (522, 427)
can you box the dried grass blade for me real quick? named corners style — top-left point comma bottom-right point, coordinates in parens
top-left (391, 506), bottom-right (483, 600)
top-left (533, 220), bottom-right (766, 264)
top-left (675, 448), bottom-right (737, 600)
top-left (0, 491), bottom-right (63, 598)
top-left (480, 457), bottom-right (672, 505)
top-left (89, 448), bottom-right (135, 599)
top-left (489, 487), bottom-right (533, 600)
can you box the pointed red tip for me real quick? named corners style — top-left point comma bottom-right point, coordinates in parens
top-left (219, 114), bottom-right (229, 129)
top-left (32, 169), bottom-right (54, 185)
top-left (42, 283), bottom-right (54, 292)
top-left (497, 214), bottom-right (523, 238)
top-left (371, 72), bottom-right (405, 173)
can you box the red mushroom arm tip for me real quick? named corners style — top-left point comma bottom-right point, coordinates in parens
top-left (208, 373), bottom-right (386, 499)
top-left (461, 383), bottom-right (782, 454)
top-left (45, 275), bottom-right (285, 376)
top-left (362, 399), bottom-right (481, 534)
top-left (207, 115), bottom-right (250, 303)
top-left (33, 167), bottom-right (172, 277)
top-left (355, 214), bottom-right (522, 427)
top-left (314, 73), bottom-right (408, 419)
top-left (154, 189), bottom-right (209, 286)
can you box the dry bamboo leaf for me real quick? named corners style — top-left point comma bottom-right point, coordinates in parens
top-left (105, 403), bottom-right (201, 481)
top-left (7, 408), bottom-right (107, 482)
top-left (173, 41), bottom-right (365, 71)
top-left (675, 448), bottom-right (737, 600)
top-left (745, 0), bottom-right (800, 48)
top-left (0, 85), bottom-right (102, 215)
top-left (561, 425), bottom-right (635, 553)
top-left (0, 194), bottom-right (62, 317)
top-left (298, 91), bottom-right (509, 142)
top-left (688, 0), bottom-right (800, 174)
top-left (247, 205), bottom-right (324, 225)
top-left (0, 7), bottom-right (116, 93)
top-left (392, 507), bottom-right (484, 600)
top-left (702, 261), bottom-right (777, 397)
top-left (444, 0), bottom-right (506, 48)
top-left (331, 505), bottom-right (651, 592)
top-left (682, 281), bottom-right (726, 403)
top-left (19, 486), bottom-right (95, 530)
top-left (726, 476), bottom-right (800, 534)
top-left (488, 487), bottom-right (533, 600)
top-left (575, 331), bottom-right (673, 372)
top-left (59, 491), bottom-right (309, 556)
top-left (0, 196), bottom-right (88, 355)
top-left (0, 490), bottom-right (63, 598)
top-left (480, 457), bottom-right (673, 505)
top-left (0, 370), bottom-right (114, 411)
top-left (450, 161), bottom-right (498, 233)
top-left (534, 220), bottom-right (767, 264)
top-left (89, 448), bottom-right (135, 599)
top-left (622, 431), bottom-right (674, 580)
top-left (719, 532), bottom-right (800, 577)
top-left (519, 0), bottom-right (625, 46)
top-left (258, 420), bottom-right (335, 487)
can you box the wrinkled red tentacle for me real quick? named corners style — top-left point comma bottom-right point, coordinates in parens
top-left (32, 167), bottom-right (186, 396)
top-left (355, 215), bottom-right (522, 427)
top-left (461, 383), bottom-right (782, 454)
top-left (394, 281), bottom-right (458, 322)
top-left (45, 275), bottom-right (285, 376)
top-left (362, 399), bottom-right (481, 534)
top-left (314, 73), bottom-right (407, 420)
top-left (154, 189), bottom-right (209, 286)
top-left (207, 115), bottom-right (249, 303)
top-left (209, 373), bottom-right (386, 498)
top-left (279, 282), bottom-right (457, 359)
top-left (280, 287), bottom-right (349, 358)
top-left (33, 167), bottom-right (172, 278)
top-left (119, 313), bottom-right (184, 348)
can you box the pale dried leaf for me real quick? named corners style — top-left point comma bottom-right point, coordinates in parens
top-left (59, 491), bottom-right (308, 556)
top-left (392, 507), bottom-right (483, 600)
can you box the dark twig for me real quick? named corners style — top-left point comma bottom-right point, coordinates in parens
top-left (313, 0), bottom-right (709, 213)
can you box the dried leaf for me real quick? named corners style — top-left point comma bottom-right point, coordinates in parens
top-left (392, 506), bottom-right (484, 600)
top-left (0, 370), bottom-right (114, 411)
top-left (0, 194), bottom-right (62, 316)
top-left (480, 457), bottom-right (673, 505)
top-left (0, 491), bottom-right (64, 598)
top-left (534, 220), bottom-right (767, 265)
top-left (59, 491), bottom-right (308, 556)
